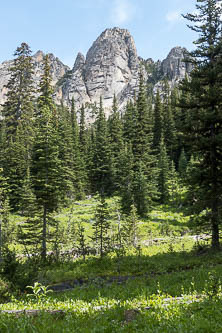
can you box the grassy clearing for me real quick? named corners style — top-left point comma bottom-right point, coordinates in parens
top-left (1, 199), bottom-right (222, 332)
top-left (1, 266), bottom-right (222, 332)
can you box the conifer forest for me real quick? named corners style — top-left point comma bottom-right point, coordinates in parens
top-left (0, 1), bottom-right (222, 332)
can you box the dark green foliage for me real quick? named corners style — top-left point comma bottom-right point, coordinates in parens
top-left (76, 223), bottom-right (88, 260)
top-left (91, 98), bottom-right (112, 194)
top-left (178, 148), bottom-right (187, 176)
top-left (17, 169), bottom-right (41, 254)
top-left (3, 43), bottom-right (34, 140)
top-left (132, 72), bottom-right (151, 161)
top-left (0, 169), bottom-right (10, 261)
top-left (132, 161), bottom-right (152, 216)
top-left (79, 104), bottom-right (88, 155)
top-left (120, 74), bottom-right (158, 216)
top-left (157, 137), bottom-right (170, 203)
top-left (153, 90), bottom-right (163, 151)
top-left (119, 143), bottom-right (135, 214)
top-left (91, 195), bottom-right (111, 258)
top-left (1, 43), bottom-right (35, 209)
top-left (70, 100), bottom-right (88, 199)
top-left (56, 102), bottom-right (75, 202)
top-left (163, 90), bottom-right (177, 160)
top-left (123, 100), bottom-right (137, 144)
top-left (122, 204), bottom-right (140, 248)
top-left (108, 95), bottom-right (124, 192)
top-left (31, 55), bottom-right (62, 259)
top-left (180, 0), bottom-right (222, 249)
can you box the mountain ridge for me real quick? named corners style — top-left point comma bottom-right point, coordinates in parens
top-left (0, 27), bottom-right (192, 116)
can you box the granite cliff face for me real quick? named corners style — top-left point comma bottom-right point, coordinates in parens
top-left (60, 27), bottom-right (142, 114)
top-left (0, 28), bottom-right (192, 114)
top-left (0, 51), bottom-right (69, 107)
top-left (153, 46), bottom-right (192, 93)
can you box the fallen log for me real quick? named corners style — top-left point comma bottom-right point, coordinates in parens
top-left (0, 309), bottom-right (65, 317)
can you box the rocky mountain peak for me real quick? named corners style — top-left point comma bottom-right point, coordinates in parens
top-left (161, 46), bottom-right (192, 80)
top-left (60, 27), bottom-right (141, 113)
top-left (0, 50), bottom-right (69, 108)
top-left (0, 28), bottom-right (193, 116)
top-left (73, 52), bottom-right (85, 72)
top-left (33, 50), bottom-right (44, 62)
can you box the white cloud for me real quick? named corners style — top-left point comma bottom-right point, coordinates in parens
top-left (110, 0), bottom-right (135, 25)
top-left (166, 10), bottom-right (183, 24)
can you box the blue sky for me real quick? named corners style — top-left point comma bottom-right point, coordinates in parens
top-left (1, 0), bottom-right (197, 68)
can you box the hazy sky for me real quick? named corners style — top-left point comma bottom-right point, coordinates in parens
top-left (1, 0), bottom-right (197, 68)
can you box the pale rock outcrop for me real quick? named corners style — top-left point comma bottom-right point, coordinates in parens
top-left (0, 29), bottom-right (193, 117)
top-left (0, 50), bottom-right (69, 109)
top-left (154, 46), bottom-right (192, 93)
top-left (59, 27), bottom-right (144, 115)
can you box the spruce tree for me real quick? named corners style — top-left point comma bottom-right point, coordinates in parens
top-left (0, 168), bottom-right (10, 261)
top-left (91, 195), bottom-right (111, 258)
top-left (91, 97), bottom-right (112, 194)
top-left (17, 169), bottom-right (41, 255)
top-left (57, 102), bottom-right (75, 202)
top-left (31, 55), bottom-right (62, 259)
top-left (181, 0), bottom-right (222, 249)
top-left (122, 100), bottom-right (137, 144)
top-left (153, 90), bottom-right (163, 152)
top-left (108, 95), bottom-right (124, 192)
top-left (157, 137), bottom-right (170, 203)
top-left (3, 43), bottom-right (34, 140)
top-left (70, 99), bottom-right (88, 198)
top-left (133, 73), bottom-right (158, 216)
top-left (178, 148), bottom-right (188, 177)
top-left (2, 43), bottom-right (35, 209)
top-left (119, 143), bottom-right (135, 214)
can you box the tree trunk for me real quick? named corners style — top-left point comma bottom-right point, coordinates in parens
top-left (42, 205), bottom-right (47, 259)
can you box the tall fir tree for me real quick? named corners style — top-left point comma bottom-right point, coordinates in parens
top-left (153, 90), bottom-right (163, 152)
top-left (157, 137), bottom-right (170, 203)
top-left (2, 43), bottom-right (35, 209)
top-left (91, 194), bottom-right (111, 258)
top-left (70, 98), bottom-right (88, 198)
top-left (180, 0), bottom-right (222, 249)
top-left (3, 43), bottom-right (34, 140)
top-left (31, 55), bottom-right (62, 259)
top-left (108, 94), bottom-right (124, 193)
top-left (91, 97), bottom-right (112, 194)
top-left (0, 168), bottom-right (10, 261)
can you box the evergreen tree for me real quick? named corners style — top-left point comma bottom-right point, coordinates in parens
top-left (79, 104), bottom-right (88, 155)
top-left (157, 137), bottom-right (170, 203)
top-left (91, 195), bottom-right (111, 258)
top-left (132, 72), bottom-right (151, 161)
top-left (70, 99), bottom-right (88, 198)
top-left (119, 143), bottom-right (135, 214)
top-left (17, 169), bottom-right (41, 255)
top-left (133, 161), bottom-right (152, 216)
top-left (2, 43), bottom-right (34, 140)
top-left (0, 169), bottom-right (10, 261)
top-left (2, 43), bottom-right (35, 209)
top-left (57, 102), bottom-right (75, 202)
top-left (133, 73), bottom-right (158, 216)
top-left (31, 55), bottom-right (62, 259)
top-left (108, 95), bottom-right (124, 192)
top-left (178, 148), bottom-right (188, 176)
top-left (91, 97), bottom-right (112, 194)
top-left (180, 0), bottom-right (222, 249)
top-left (163, 97), bottom-right (177, 161)
top-left (122, 100), bottom-right (137, 144)
top-left (76, 223), bottom-right (88, 260)
top-left (153, 90), bottom-right (163, 152)
top-left (122, 204), bottom-right (140, 248)
top-left (167, 161), bottom-right (181, 207)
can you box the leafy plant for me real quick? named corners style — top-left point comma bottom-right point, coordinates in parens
top-left (27, 282), bottom-right (52, 302)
